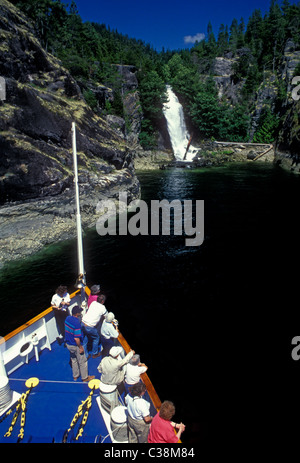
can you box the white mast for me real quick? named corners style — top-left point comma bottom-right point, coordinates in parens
top-left (71, 122), bottom-right (86, 286)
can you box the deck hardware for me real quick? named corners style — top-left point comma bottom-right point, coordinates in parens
top-left (3, 377), bottom-right (39, 441)
top-left (63, 380), bottom-right (100, 442)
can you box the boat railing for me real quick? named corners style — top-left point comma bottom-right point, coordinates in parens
top-left (2, 287), bottom-right (162, 415)
top-left (83, 287), bottom-right (162, 412)
top-left (2, 289), bottom-right (81, 376)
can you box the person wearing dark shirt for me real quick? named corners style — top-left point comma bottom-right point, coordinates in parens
top-left (65, 305), bottom-right (95, 382)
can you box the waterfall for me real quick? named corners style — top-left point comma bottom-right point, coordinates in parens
top-left (163, 85), bottom-right (197, 161)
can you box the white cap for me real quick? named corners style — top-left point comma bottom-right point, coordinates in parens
top-left (109, 346), bottom-right (123, 357)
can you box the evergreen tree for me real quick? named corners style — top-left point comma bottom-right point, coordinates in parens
top-left (282, 0), bottom-right (300, 44)
top-left (217, 24), bottom-right (229, 55)
top-left (237, 17), bottom-right (245, 48)
top-left (12, 0), bottom-right (300, 145)
top-left (253, 107), bottom-right (280, 143)
top-left (262, 0), bottom-right (286, 71)
top-left (229, 18), bottom-right (239, 51)
top-left (206, 21), bottom-right (217, 55)
top-left (244, 9), bottom-right (264, 61)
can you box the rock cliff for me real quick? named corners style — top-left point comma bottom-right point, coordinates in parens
top-left (275, 40), bottom-right (300, 172)
top-left (275, 98), bottom-right (300, 171)
top-left (0, 0), bottom-right (140, 264)
top-left (211, 41), bottom-right (300, 170)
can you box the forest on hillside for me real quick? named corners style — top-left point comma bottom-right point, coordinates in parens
top-left (10, 0), bottom-right (300, 147)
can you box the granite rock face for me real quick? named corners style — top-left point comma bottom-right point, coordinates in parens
top-left (0, 167), bottom-right (140, 263)
top-left (0, 0), bottom-right (140, 263)
top-left (275, 98), bottom-right (300, 171)
top-left (274, 40), bottom-right (300, 171)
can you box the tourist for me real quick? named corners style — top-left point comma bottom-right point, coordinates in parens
top-left (98, 346), bottom-right (134, 393)
top-left (125, 354), bottom-right (148, 392)
top-left (100, 312), bottom-right (119, 357)
top-left (82, 294), bottom-right (107, 358)
top-left (125, 382), bottom-right (152, 443)
top-left (147, 400), bottom-right (185, 443)
top-left (51, 285), bottom-right (71, 343)
top-left (87, 284), bottom-right (101, 308)
top-left (64, 305), bottom-right (95, 383)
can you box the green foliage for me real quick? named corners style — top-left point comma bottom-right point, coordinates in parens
top-left (253, 107), bottom-right (280, 143)
top-left (13, 0), bottom-right (300, 145)
top-left (138, 70), bottom-right (167, 120)
top-left (110, 91), bottom-right (124, 118)
top-left (190, 85), bottom-right (222, 139)
top-left (139, 120), bottom-right (157, 149)
top-left (83, 89), bottom-right (98, 111)
top-left (293, 61), bottom-right (300, 77)
top-left (190, 90), bottom-right (250, 141)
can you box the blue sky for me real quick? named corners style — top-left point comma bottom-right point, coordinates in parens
top-left (69, 0), bottom-right (292, 51)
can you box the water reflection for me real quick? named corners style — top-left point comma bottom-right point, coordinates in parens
top-left (0, 163), bottom-right (299, 443)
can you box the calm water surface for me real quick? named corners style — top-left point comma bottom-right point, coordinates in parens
top-left (1, 162), bottom-right (299, 443)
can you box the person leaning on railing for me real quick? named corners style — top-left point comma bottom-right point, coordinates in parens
top-left (51, 284), bottom-right (71, 343)
top-left (100, 312), bottom-right (119, 357)
top-left (97, 346), bottom-right (134, 394)
top-left (147, 400), bottom-right (185, 443)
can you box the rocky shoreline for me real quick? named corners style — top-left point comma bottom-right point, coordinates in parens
top-left (0, 0), bottom-right (298, 268)
top-left (134, 141), bottom-right (275, 171)
top-left (0, 168), bottom-right (140, 266)
top-left (0, 0), bottom-right (141, 267)
top-left (0, 142), bottom-right (294, 267)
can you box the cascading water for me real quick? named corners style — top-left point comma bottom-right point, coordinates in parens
top-left (163, 85), bottom-right (197, 162)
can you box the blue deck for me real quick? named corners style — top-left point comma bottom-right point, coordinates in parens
top-left (0, 340), bottom-right (112, 443)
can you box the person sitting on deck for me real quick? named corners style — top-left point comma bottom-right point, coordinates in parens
top-left (51, 284), bottom-right (71, 344)
top-left (82, 294), bottom-right (107, 359)
top-left (125, 354), bottom-right (148, 393)
top-left (125, 382), bottom-right (152, 443)
top-left (100, 312), bottom-right (119, 357)
top-left (65, 305), bottom-right (95, 383)
top-left (147, 400), bottom-right (185, 443)
top-left (87, 284), bottom-right (101, 308)
top-left (97, 346), bottom-right (134, 393)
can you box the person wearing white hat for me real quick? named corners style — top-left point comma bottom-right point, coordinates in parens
top-left (97, 346), bottom-right (135, 392)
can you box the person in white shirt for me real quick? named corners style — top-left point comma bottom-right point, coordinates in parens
top-left (125, 382), bottom-right (152, 443)
top-left (51, 285), bottom-right (71, 343)
top-left (100, 312), bottom-right (119, 357)
top-left (125, 354), bottom-right (148, 392)
top-left (82, 294), bottom-right (107, 358)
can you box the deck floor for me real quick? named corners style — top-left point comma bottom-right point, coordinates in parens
top-left (0, 340), bottom-right (112, 443)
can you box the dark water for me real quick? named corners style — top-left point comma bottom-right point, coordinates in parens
top-left (1, 162), bottom-right (300, 443)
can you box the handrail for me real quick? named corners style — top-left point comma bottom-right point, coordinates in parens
top-left (3, 286), bottom-right (178, 441)
top-left (4, 287), bottom-right (162, 409)
top-left (117, 331), bottom-right (162, 411)
top-left (84, 286), bottom-right (162, 410)
top-left (4, 289), bottom-right (80, 342)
